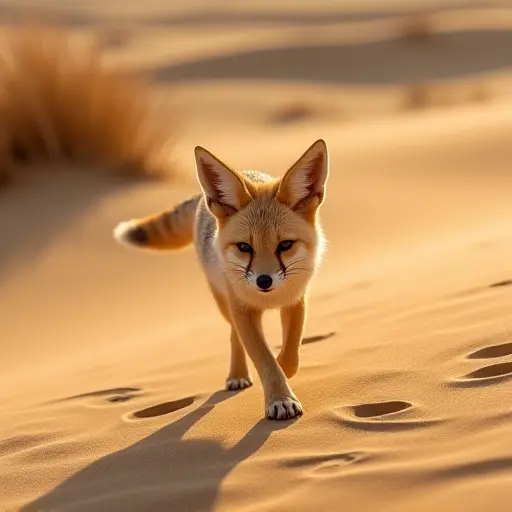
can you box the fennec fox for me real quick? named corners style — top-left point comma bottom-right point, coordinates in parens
top-left (114, 139), bottom-right (329, 420)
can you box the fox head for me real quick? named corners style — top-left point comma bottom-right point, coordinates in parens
top-left (194, 139), bottom-right (329, 308)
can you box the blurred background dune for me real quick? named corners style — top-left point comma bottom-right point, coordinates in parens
top-left (1, 1), bottom-right (511, 511)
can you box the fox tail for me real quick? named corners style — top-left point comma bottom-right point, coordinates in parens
top-left (113, 194), bottom-right (201, 251)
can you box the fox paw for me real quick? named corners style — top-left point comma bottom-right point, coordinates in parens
top-left (266, 397), bottom-right (304, 420)
top-left (226, 377), bottom-right (253, 391)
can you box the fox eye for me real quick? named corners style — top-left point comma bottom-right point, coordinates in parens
top-left (236, 242), bottom-right (253, 253)
top-left (277, 240), bottom-right (295, 252)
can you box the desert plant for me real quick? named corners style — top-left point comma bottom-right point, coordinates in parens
top-left (398, 14), bottom-right (434, 44)
top-left (0, 22), bottom-right (175, 186)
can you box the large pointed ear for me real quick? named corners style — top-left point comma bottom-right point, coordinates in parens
top-left (194, 146), bottom-right (252, 218)
top-left (276, 139), bottom-right (329, 214)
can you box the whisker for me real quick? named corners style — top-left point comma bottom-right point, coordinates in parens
top-left (232, 275), bottom-right (249, 287)
top-left (284, 257), bottom-right (309, 270)
top-left (285, 272), bottom-right (310, 279)
top-left (226, 261), bottom-right (248, 272)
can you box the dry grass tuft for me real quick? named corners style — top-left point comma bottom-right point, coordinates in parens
top-left (0, 22), bottom-right (176, 187)
top-left (468, 83), bottom-right (492, 104)
top-left (269, 102), bottom-right (316, 124)
top-left (402, 83), bottom-right (433, 110)
top-left (401, 80), bottom-right (494, 112)
top-left (398, 14), bottom-right (435, 44)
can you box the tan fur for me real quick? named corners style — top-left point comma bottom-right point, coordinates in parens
top-left (210, 286), bottom-right (252, 390)
top-left (277, 295), bottom-right (306, 378)
top-left (114, 195), bottom-right (201, 251)
top-left (114, 140), bottom-right (329, 420)
top-left (0, 22), bottom-right (174, 185)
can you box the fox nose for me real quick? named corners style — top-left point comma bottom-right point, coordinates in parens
top-left (256, 274), bottom-right (273, 290)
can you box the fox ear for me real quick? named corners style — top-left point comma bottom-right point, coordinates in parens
top-left (194, 146), bottom-right (252, 218)
top-left (276, 139), bottom-right (329, 214)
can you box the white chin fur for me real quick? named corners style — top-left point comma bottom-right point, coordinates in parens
top-left (113, 220), bottom-right (136, 246)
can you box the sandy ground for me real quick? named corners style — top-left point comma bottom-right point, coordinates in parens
top-left (1, 1), bottom-right (512, 511)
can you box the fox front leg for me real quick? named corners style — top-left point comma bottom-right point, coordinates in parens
top-left (230, 302), bottom-right (303, 420)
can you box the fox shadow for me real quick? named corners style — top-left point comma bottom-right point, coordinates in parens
top-left (23, 391), bottom-right (293, 512)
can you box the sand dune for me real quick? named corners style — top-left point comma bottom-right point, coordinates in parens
top-left (151, 29), bottom-right (512, 85)
top-left (1, 2), bottom-right (512, 511)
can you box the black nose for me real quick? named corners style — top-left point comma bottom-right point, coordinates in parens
top-left (256, 274), bottom-right (273, 290)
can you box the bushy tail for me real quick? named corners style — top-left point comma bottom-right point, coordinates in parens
top-left (113, 194), bottom-right (202, 251)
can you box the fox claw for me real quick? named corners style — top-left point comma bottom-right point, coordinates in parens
top-left (225, 377), bottom-right (253, 391)
top-left (266, 397), bottom-right (304, 420)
